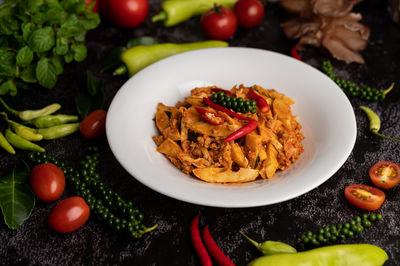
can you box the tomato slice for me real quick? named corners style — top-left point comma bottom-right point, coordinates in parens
top-left (344, 184), bottom-right (385, 211)
top-left (369, 161), bottom-right (400, 189)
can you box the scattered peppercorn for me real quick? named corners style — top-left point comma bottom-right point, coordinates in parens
top-left (297, 213), bottom-right (382, 249)
top-left (211, 93), bottom-right (256, 114)
top-left (27, 147), bottom-right (157, 239)
top-left (321, 61), bottom-right (393, 101)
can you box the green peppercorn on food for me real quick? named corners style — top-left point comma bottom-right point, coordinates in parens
top-left (211, 93), bottom-right (257, 114)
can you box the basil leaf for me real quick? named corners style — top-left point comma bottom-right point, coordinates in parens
top-left (21, 22), bottom-right (35, 41)
top-left (27, 0), bottom-right (44, 13)
top-left (72, 43), bottom-right (87, 62)
top-left (0, 161), bottom-right (35, 230)
top-left (54, 35), bottom-right (69, 55)
top-left (50, 55), bottom-right (64, 75)
top-left (20, 65), bottom-right (37, 83)
top-left (75, 71), bottom-right (104, 118)
top-left (0, 79), bottom-right (17, 96)
top-left (16, 46), bottom-right (34, 67)
top-left (28, 26), bottom-right (55, 53)
top-left (36, 57), bottom-right (57, 89)
top-left (0, 48), bottom-right (16, 77)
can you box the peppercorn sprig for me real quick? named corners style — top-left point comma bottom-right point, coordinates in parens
top-left (297, 213), bottom-right (382, 249)
top-left (321, 61), bottom-right (394, 101)
top-left (27, 147), bottom-right (157, 239)
top-left (211, 92), bottom-right (257, 114)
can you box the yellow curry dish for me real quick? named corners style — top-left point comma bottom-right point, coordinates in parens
top-left (152, 84), bottom-right (304, 183)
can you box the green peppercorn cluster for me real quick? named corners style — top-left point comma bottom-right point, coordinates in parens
top-left (297, 213), bottom-right (382, 249)
top-left (321, 61), bottom-right (386, 101)
top-left (211, 92), bottom-right (257, 114)
top-left (28, 147), bottom-right (157, 239)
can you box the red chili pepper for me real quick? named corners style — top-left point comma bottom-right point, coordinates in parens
top-left (291, 45), bottom-right (302, 61)
top-left (203, 225), bottom-right (235, 266)
top-left (203, 97), bottom-right (249, 121)
top-left (191, 215), bottom-right (212, 266)
top-left (211, 88), bottom-right (234, 97)
top-left (195, 106), bottom-right (225, 125)
top-left (223, 119), bottom-right (258, 142)
top-left (248, 89), bottom-right (270, 113)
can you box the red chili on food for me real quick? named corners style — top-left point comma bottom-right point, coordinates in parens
top-left (211, 88), bottom-right (234, 97)
top-left (223, 119), bottom-right (258, 142)
top-left (248, 88), bottom-right (269, 113)
top-left (195, 106), bottom-right (225, 125)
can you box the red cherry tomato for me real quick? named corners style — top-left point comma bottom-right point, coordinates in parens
top-left (369, 161), bottom-right (400, 189)
top-left (29, 163), bottom-right (65, 203)
top-left (85, 0), bottom-right (99, 12)
top-left (201, 5), bottom-right (237, 40)
top-left (48, 196), bottom-right (90, 233)
top-left (80, 109), bottom-right (107, 139)
top-left (100, 0), bottom-right (149, 28)
top-left (344, 184), bottom-right (385, 211)
top-left (234, 0), bottom-right (264, 28)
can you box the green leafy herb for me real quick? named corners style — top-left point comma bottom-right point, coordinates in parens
top-left (75, 71), bottom-right (104, 118)
top-left (0, 161), bottom-right (35, 230)
top-left (0, 0), bottom-right (100, 95)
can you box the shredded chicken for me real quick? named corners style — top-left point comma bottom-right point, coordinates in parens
top-left (280, 0), bottom-right (370, 64)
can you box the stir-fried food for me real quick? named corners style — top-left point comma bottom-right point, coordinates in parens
top-left (152, 84), bottom-right (304, 183)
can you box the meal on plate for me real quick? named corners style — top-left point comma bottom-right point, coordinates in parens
top-left (152, 84), bottom-right (304, 183)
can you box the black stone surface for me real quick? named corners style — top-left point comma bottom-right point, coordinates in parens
top-left (1, 0), bottom-right (399, 265)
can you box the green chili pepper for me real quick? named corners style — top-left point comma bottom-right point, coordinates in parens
top-left (37, 123), bottom-right (80, 140)
top-left (248, 244), bottom-right (388, 266)
top-left (0, 131), bottom-right (16, 154)
top-left (29, 114), bottom-right (79, 128)
top-left (0, 97), bottom-right (61, 121)
top-left (115, 40), bottom-right (228, 77)
top-left (360, 106), bottom-right (400, 142)
top-left (1, 112), bottom-right (43, 141)
top-left (240, 231), bottom-right (297, 255)
top-left (5, 128), bottom-right (45, 153)
top-left (152, 0), bottom-right (237, 27)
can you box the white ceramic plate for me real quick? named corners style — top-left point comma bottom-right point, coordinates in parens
top-left (106, 47), bottom-right (356, 208)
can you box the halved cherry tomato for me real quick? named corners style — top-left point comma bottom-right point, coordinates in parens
top-left (80, 109), bottom-right (107, 139)
top-left (48, 196), bottom-right (90, 233)
top-left (344, 184), bottom-right (385, 211)
top-left (29, 163), bottom-right (65, 203)
top-left (369, 161), bottom-right (400, 189)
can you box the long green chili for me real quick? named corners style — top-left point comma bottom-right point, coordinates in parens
top-left (0, 97), bottom-right (61, 121)
top-left (29, 114), bottom-right (79, 128)
top-left (4, 129), bottom-right (45, 152)
top-left (0, 131), bottom-right (16, 154)
top-left (360, 106), bottom-right (400, 142)
top-left (37, 123), bottom-right (80, 140)
top-left (152, 0), bottom-right (237, 27)
top-left (240, 231), bottom-right (297, 255)
top-left (1, 112), bottom-right (43, 141)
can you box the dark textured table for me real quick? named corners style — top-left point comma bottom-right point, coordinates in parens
top-left (1, 0), bottom-right (399, 265)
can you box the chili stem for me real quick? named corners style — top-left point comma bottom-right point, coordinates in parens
top-left (373, 131), bottom-right (400, 142)
top-left (383, 82), bottom-right (395, 95)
